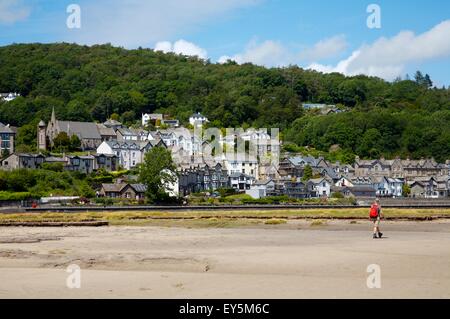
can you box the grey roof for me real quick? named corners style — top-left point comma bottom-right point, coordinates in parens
top-left (229, 172), bottom-right (255, 179)
top-left (346, 186), bottom-right (376, 192)
top-left (116, 127), bottom-right (138, 136)
top-left (57, 120), bottom-right (101, 140)
top-left (103, 119), bottom-right (122, 127)
top-left (96, 124), bottom-right (117, 137)
top-left (130, 184), bottom-right (147, 193)
top-left (45, 156), bottom-right (68, 163)
top-left (102, 183), bottom-right (127, 192)
top-left (190, 112), bottom-right (206, 119)
top-left (101, 183), bottom-right (147, 193)
top-left (0, 122), bottom-right (14, 134)
top-left (288, 156), bottom-right (323, 167)
top-left (308, 178), bottom-right (328, 184)
top-left (322, 167), bottom-right (338, 179)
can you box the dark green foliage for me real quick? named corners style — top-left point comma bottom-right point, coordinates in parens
top-left (0, 167), bottom-right (95, 199)
top-left (0, 43), bottom-right (449, 160)
top-left (139, 147), bottom-right (177, 203)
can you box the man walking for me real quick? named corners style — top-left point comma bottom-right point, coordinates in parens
top-left (369, 198), bottom-right (383, 239)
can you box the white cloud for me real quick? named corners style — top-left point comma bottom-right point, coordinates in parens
top-left (219, 40), bottom-right (292, 67)
top-left (74, 0), bottom-right (259, 48)
top-left (155, 39), bottom-right (208, 59)
top-left (218, 36), bottom-right (348, 67)
top-left (0, 0), bottom-right (30, 24)
top-left (299, 35), bottom-right (347, 62)
top-left (308, 20), bottom-right (450, 80)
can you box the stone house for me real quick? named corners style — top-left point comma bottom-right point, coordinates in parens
top-left (0, 153), bottom-right (45, 170)
top-left (0, 122), bottom-right (15, 155)
top-left (100, 183), bottom-right (147, 199)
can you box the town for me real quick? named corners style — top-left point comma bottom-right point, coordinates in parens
top-left (1, 105), bottom-right (449, 204)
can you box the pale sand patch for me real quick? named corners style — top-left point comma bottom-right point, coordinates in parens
top-left (0, 221), bottom-right (449, 298)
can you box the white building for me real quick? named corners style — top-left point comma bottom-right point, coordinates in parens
top-left (374, 176), bottom-right (404, 198)
top-left (189, 112), bottom-right (208, 127)
top-left (142, 113), bottom-right (163, 127)
top-left (307, 178), bottom-right (331, 197)
top-left (96, 139), bottom-right (166, 170)
top-left (0, 93), bottom-right (20, 102)
top-left (216, 153), bottom-right (259, 179)
top-left (155, 128), bottom-right (203, 155)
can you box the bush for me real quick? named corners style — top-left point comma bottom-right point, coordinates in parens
top-left (331, 192), bottom-right (344, 199)
top-left (0, 191), bottom-right (33, 201)
top-left (217, 187), bottom-right (237, 197)
top-left (41, 162), bottom-right (64, 172)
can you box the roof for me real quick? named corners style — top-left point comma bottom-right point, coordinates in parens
top-left (308, 178), bottom-right (328, 184)
top-left (0, 122), bottom-right (14, 134)
top-left (101, 183), bottom-right (127, 192)
top-left (346, 186), bottom-right (376, 193)
top-left (101, 183), bottom-right (147, 193)
top-left (96, 124), bottom-right (117, 137)
top-left (103, 119), bottom-right (122, 127)
top-left (190, 112), bottom-right (206, 119)
top-left (229, 172), bottom-right (255, 179)
top-left (130, 184), bottom-right (147, 193)
top-left (288, 156), bottom-right (324, 167)
top-left (45, 156), bottom-right (68, 163)
top-left (57, 120), bottom-right (101, 140)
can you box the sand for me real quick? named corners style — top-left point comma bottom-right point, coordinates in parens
top-left (0, 220), bottom-right (449, 298)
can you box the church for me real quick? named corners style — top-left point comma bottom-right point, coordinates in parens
top-left (38, 108), bottom-right (108, 151)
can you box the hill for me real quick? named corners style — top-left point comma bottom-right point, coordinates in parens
top-left (0, 43), bottom-right (449, 161)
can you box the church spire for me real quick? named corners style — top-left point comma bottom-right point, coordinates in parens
top-left (51, 106), bottom-right (56, 124)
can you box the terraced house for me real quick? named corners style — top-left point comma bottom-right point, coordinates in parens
top-left (354, 157), bottom-right (448, 179)
top-left (0, 122), bottom-right (15, 156)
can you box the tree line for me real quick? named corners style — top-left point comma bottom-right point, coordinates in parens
top-left (0, 43), bottom-right (449, 160)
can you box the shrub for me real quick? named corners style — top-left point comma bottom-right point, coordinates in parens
top-left (0, 191), bottom-right (33, 201)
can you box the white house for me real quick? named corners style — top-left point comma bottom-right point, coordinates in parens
top-left (373, 177), bottom-right (404, 198)
top-left (142, 113), bottom-right (163, 127)
top-left (216, 153), bottom-right (259, 179)
top-left (307, 178), bottom-right (331, 197)
top-left (0, 92), bottom-right (20, 102)
top-left (229, 173), bottom-right (255, 191)
top-left (189, 112), bottom-right (208, 127)
top-left (96, 139), bottom-right (166, 170)
top-left (156, 128), bottom-right (203, 155)
top-left (246, 179), bottom-right (276, 198)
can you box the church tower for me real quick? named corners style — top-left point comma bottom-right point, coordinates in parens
top-left (37, 120), bottom-right (47, 151)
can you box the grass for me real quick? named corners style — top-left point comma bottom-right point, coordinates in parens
top-left (265, 219), bottom-right (287, 225)
top-left (310, 220), bottom-right (327, 227)
top-left (1, 208), bottom-right (450, 228)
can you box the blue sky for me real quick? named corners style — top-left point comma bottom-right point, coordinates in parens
top-left (1, 0), bottom-right (450, 86)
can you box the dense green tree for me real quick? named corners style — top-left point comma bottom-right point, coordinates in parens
top-left (53, 132), bottom-right (71, 152)
top-left (0, 43), bottom-right (449, 161)
top-left (139, 147), bottom-right (177, 203)
top-left (302, 165), bottom-right (313, 181)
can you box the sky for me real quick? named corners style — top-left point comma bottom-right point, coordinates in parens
top-left (1, 0), bottom-right (450, 86)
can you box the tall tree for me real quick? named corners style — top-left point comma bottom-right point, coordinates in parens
top-left (139, 147), bottom-right (177, 203)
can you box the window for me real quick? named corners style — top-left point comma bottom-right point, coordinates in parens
top-left (1, 140), bottom-right (10, 149)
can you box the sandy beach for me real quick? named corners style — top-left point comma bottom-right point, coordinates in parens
top-left (0, 220), bottom-right (449, 298)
